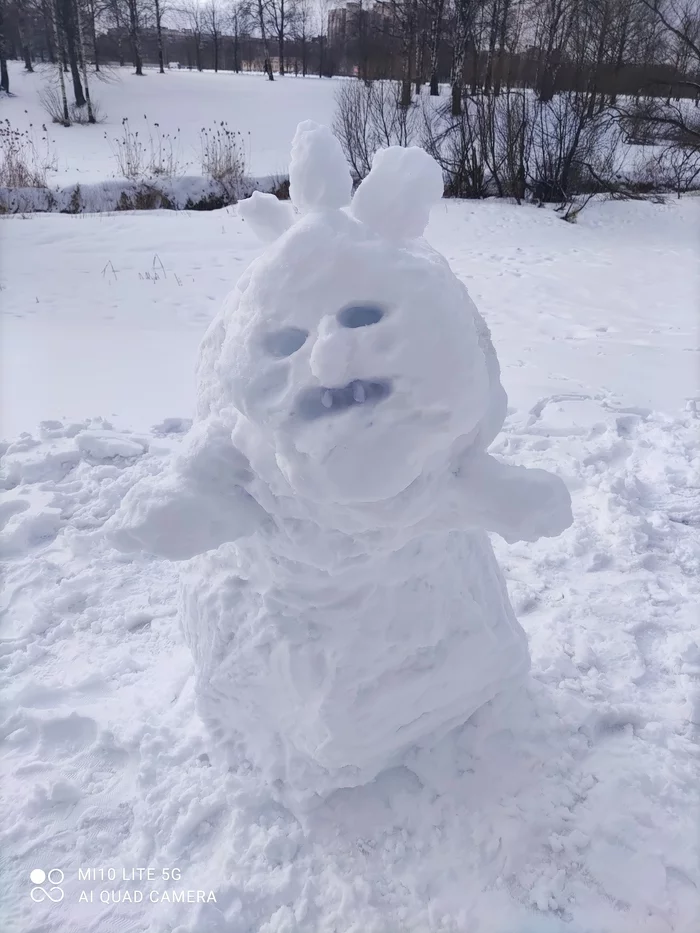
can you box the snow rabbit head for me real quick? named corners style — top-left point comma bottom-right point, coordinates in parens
top-left (196, 122), bottom-right (501, 505)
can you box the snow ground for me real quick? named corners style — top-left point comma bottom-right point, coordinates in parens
top-left (3, 61), bottom-right (339, 184)
top-left (1, 196), bottom-right (699, 933)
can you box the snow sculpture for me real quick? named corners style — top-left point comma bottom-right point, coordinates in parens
top-left (109, 122), bottom-right (573, 803)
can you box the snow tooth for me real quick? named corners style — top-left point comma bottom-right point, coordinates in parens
top-left (352, 382), bottom-right (366, 403)
top-left (321, 390), bottom-right (333, 409)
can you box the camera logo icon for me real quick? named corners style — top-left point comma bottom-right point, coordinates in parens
top-left (30, 869), bottom-right (65, 903)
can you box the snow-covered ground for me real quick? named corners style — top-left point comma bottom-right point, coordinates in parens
top-left (1, 194), bottom-right (699, 933)
top-left (3, 61), bottom-right (339, 184)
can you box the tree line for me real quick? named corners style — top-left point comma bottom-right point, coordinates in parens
top-left (0, 0), bottom-right (340, 94)
top-left (0, 0), bottom-right (698, 161)
top-left (1, 0), bottom-right (698, 98)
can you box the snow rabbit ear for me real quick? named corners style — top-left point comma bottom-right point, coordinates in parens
top-left (289, 121), bottom-right (353, 215)
top-left (350, 146), bottom-right (445, 241)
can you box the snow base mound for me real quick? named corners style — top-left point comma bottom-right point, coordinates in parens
top-left (108, 124), bottom-right (572, 803)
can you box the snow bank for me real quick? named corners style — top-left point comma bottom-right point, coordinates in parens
top-left (0, 175), bottom-right (280, 215)
top-left (108, 123), bottom-right (572, 803)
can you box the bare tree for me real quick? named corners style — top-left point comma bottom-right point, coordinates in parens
top-left (74, 0), bottom-right (96, 120)
top-left (531, 0), bottom-right (576, 101)
top-left (83, 0), bottom-right (103, 71)
top-left (16, 0), bottom-right (35, 71)
top-left (289, 0), bottom-right (311, 74)
top-left (57, 0), bottom-right (86, 104)
top-left (317, 0), bottom-right (332, 77)
top-left (50, 0), bottom-right (70, 120)
top-left (266, 0), bottom-right (293, 76)
top-left (428, 0), bottom-right (446, 95)
top-left (228, 0), bottom-right (248, 72)
top-left (451, 0), bottom-right (480, 115)
top-left (104, 0), bottom-right (128, 65)
top-left (618, 0), bottom-right (700, 144)
top-left (153, 0), bottom-right (167, 72)
top-left (204, 0), bottom-right (222, 71)
top-left (257, 0), bottom-right (273, 78)
top-left (125, 0), bottom-right (145, 74)
top-left (179, 0), bottom-right (203, 70)
top-left (392, 0), bottom-right (419, 106)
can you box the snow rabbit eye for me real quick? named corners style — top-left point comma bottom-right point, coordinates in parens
top-left (262, 327), bottom-right (309, 358)
top-left (337, 304), bottom-right (385, 329)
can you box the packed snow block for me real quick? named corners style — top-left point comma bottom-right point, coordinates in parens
top-left (109, 122), bottom-right (573, 804)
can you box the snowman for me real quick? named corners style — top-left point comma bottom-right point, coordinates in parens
top-left (109, 122), bottom-right (572, 804)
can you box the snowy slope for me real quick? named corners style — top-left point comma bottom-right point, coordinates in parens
top-left (2, 61), bottom-right (340, 184)
top-left (1, 197), bottom-right (699, 933)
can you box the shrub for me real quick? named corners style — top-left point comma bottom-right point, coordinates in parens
top-left (147, 122), bottom-right (184, 177)
top-left (268, 174), bottom-right (290, 200)
top-left (109, 116), bottom-right (186, 181)
top-left (423, 98), bottom-right (490, 199)
top-left (39, 83), bottom-right (70, 126)
top-left (115, 185), bottom-right (174, 212)
top-left (0, 119), bottom-right (55, 188)
top-left (333, 81), bottom-right (418, 181)
top-left (423, 89), bottom-right (624, 213)
top-left (70, 99), bottom-right (106, 125)
top-left (110, 118), bottom-right (147, 180)
top-left (40, 80), bottom-right (105, 127)
top-left (637, 144), bottom-right (700, 198)
top-left (199, 122), bottom-right (247, 202)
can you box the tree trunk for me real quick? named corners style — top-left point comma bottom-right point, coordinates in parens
top-left (429, 0), bottom-right (445, 96)
top-left (493, 0), bottom-right (511, 96)
top-left (41, 0), bottom-right (56, 62)
top-left (18, 14), bottom-right (34, 72)
top-left (586, 15), bottom-right (608, 118)
top-left (74, 0), bottom-right (95, 121)
top-left (0, 0), bottom-right (9, 94)
top-left (155, 0), bottom-right (164, 73)
top-left (51, 0), bottom-right (70, 122)
top-left (609, 18), bottom-right (629, 107)
top-left (483, 3), bottom-right (499, 94)
top-left (90, 5), bottom-right (100, 71)
top-left (127, 0), bottom-right (144, 75)
top-left (278, 0), bottom-right (285, 76)
top-left (214, 36), bottom-right (219, 72)
top-left (58, 0), bottom-right (86, 105)
top-left (400, 0), bottom-right (417, 107)
top-left (415, 15), bottom-right (428, 95)
top-left (257, 0), bottom-right (273, 80)
top-left (451, 31), bottom-right (466, 115)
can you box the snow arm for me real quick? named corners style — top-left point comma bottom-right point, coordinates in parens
top-left (450, 451), bottom-right (573, 544)
top-left (106, 419), bottom-right (268, 561)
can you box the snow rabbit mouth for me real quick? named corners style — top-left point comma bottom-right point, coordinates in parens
top-left (296, 379), bottom-right (392, 420)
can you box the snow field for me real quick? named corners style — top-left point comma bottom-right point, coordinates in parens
top-left (2, 61), bottom-right (340, 185)
top-left (1, 396), bottom-right (698, 933)
top-left (0, 191), bottom-right (698, 931)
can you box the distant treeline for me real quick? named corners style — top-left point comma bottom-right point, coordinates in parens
top-left (0, 0), bottom-right (697, 109)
